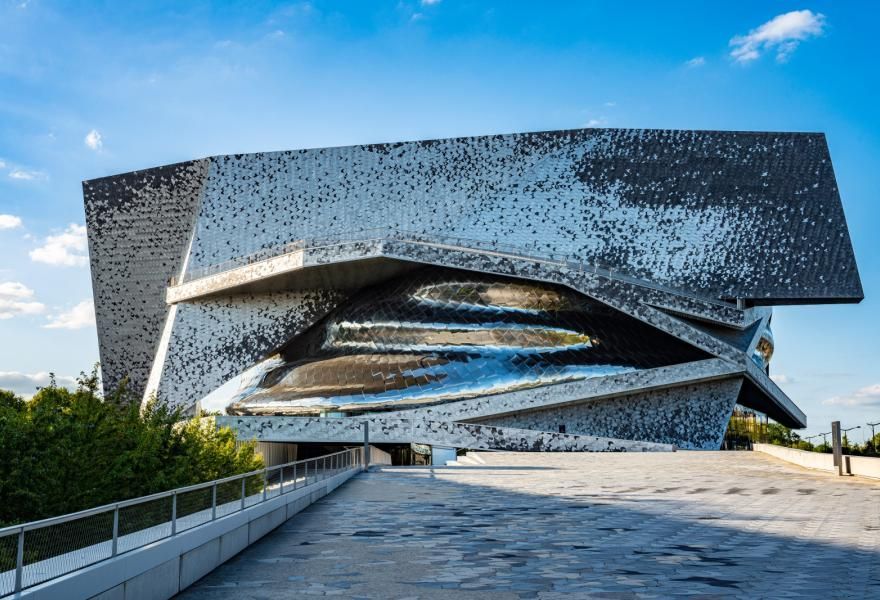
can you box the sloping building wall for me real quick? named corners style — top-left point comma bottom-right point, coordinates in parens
top-left (183, 129), bottom-right (862, 303)
top-left (470, 379), bottom-right (744, 450)
top-left (84, 160), bottom-right (210, 399)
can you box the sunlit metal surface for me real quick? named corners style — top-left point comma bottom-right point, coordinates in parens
top-left (751, 325), bottom-right (774, 370)
top-left (227, 268), bottom-right (709, 416)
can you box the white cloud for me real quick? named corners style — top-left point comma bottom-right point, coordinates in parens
top-left (730, 10), bottom-right (826, 64)
top-left (824, 384), bottom-right (880, 408)
top-left (604, 101), bottom-right (617, 107)
top-left (0, 282), bottom-right (34, 299)
top-left (0, 281), bottom-right (45, 319)
top-left (686, 56), bottom-right (706, 68)
top-left (0, 371), bottom-right (77, 398)
top-left (0, 159), bottom-right (6, 169)
top-left (421, 0), bottom-right (442, 5)
top-left (29, 224), bottom-right (89, 267)
top-left (0, 214), bottom-right (22, 230)
top-left (9, 168), bottom-right (44, 181)
top-left (44, 299), bottom-right (96, 330)
top-left (770, 374), bottom-right (794, 384)
top-left (84, 129), bottom-right (103, 151)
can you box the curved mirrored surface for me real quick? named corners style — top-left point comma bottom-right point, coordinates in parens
top-left (227, 268), bottom-right (709, 415)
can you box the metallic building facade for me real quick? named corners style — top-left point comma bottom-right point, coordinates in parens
top-left (227, 267), bottom-right (709, 416)
top-left (83, 128), bottom-right (862, 451)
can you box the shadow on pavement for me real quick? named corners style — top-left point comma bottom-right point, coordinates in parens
top-left (179, 455), bottom-right (880, 598)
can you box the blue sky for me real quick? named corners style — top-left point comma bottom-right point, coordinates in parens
top-left (0, 1), bottom-right (877, 438)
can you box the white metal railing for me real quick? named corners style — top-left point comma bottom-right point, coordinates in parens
top-left (169, 227), bottom-right (736, 310)
top-left (0, 448), bottom-right (363, 596)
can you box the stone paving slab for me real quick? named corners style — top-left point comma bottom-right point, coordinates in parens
top-left (179, 451), bottom-right (880, 599)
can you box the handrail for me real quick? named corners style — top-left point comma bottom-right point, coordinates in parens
top-left (0, 447), bottom-right (363, 596)
top-left (168, 227), bottom-right (738, 312)
top-left (0, 449), bottom-right (353, 536)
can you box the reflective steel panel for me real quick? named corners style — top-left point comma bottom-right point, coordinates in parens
top-left (751, 325), bottom-right (774, 370)
top-left (227, 268), bottom-right (709, 415)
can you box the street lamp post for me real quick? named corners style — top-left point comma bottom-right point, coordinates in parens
top-left (841, 425), bottom-right (860, 450)
top-left (866, 422), bottom-right (879, 454)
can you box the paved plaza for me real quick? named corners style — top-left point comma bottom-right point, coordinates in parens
top-left (180, 451), bottom-right (880, 599)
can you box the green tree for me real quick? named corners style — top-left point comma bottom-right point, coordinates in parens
top-left (814, 442), bottom-right (833, 454)
top-left (863, 433), bottom-right (880, 457)
top-left (766, 423), bottom-right (799, 447)
top-left (0, 367), bottom-right (262, 525)
top-left (794, 440), bottom-right (814, 451)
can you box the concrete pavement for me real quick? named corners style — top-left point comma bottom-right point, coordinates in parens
top-left (179, 451), bottom-right (880, 599)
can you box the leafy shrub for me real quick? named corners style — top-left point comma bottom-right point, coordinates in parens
top-left (0, 367), bottom-right (262, 526)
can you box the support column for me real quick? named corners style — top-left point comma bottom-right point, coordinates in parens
top-left (831, 421), bottom-right (843, 476)
top-left (362, 421), bottom-right (370, 469)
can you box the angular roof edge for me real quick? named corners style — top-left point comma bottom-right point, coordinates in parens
top-left (83, 126), bottom-right (831, 184)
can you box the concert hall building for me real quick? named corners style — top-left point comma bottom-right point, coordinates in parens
top-left (84, 128), bottom-right (862, 454)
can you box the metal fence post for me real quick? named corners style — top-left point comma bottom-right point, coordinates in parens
top-left (212, 483), bottom-right (217, 520)
top-left (240, 478), bottom-right (246, 510)
top-left (171, 492), bottom-right (177, 535)
top-left (262, 469), bottom-right (268, 501)
top-left (293, 463), bottom-right (297, 490)
top-left (14, 527), bottom-right (24, 593)
top-left (280, 466), bottom-right (285, 495)
top-left (111, 506), bottom-right (119, 557)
